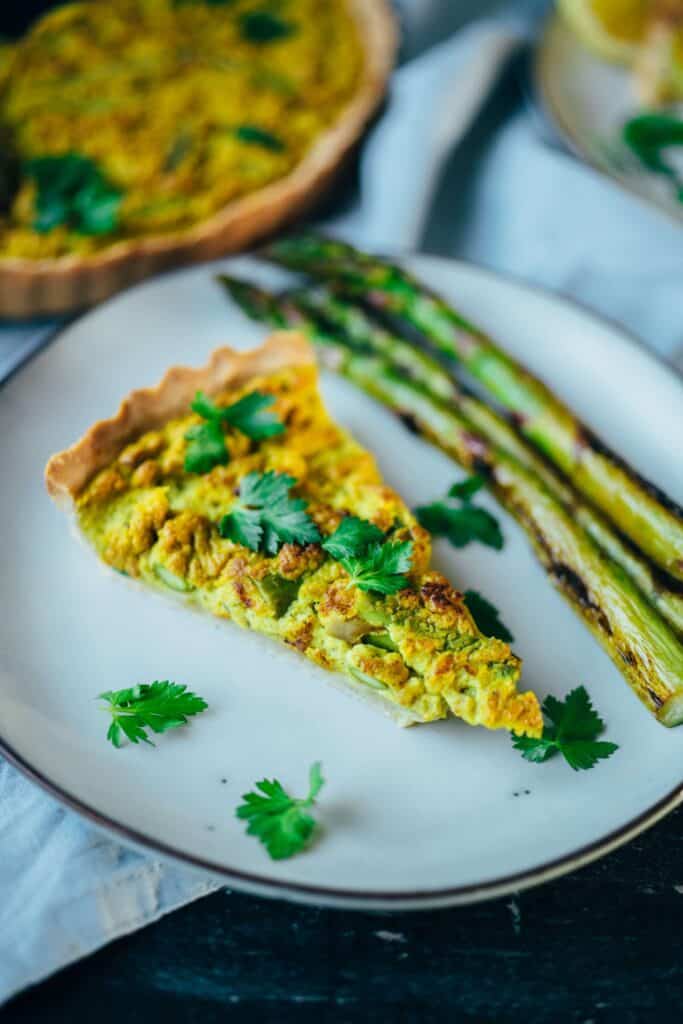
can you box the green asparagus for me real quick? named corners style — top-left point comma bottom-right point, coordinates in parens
top-left (219, 273), bottom-right (683, 726)
top-left (264, 234), bottom-right (683, 582)
top-left (219, 275), bottom-right (683, 637)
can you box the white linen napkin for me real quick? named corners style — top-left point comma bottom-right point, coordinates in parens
top-left (2, 2), bottom-right (682, 1004)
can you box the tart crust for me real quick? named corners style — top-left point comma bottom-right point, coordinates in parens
top-left (0, 0), bottom-right (397, 318)
top-left (45, 331), bottom-right (314, 505)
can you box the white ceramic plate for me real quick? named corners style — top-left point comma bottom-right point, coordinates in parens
top-left (0, 255), bottom-right (681, 910)
top-left (535, 10), bottom-right (683, 225)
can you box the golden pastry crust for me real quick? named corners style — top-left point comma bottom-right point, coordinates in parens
top-left (0, 0), bottom-right (397, 317)
top-left (45, 331), bottom-right (314, 504)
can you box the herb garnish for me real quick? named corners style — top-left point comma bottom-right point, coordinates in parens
top-left (623, 113), bottom-right (683, 202)
top-left (100, 682), bottom-right (208, 748)
top-left (449, 474), bottom-right (486, 501)
top-left (219, 470), bottom-right (321, 554)
top-left (237, 761), bottom-right (324, 860)
top-left (239, 11), bottom-right (295, 43)
top-left (465, 589), bottom-right (514, 643)
top-left (184, 389), bottom-right (284, 474)
top-left (24, 153), bottom-right (122, 235)
top-left (337, 540), bottom-right (413, 595)
top-left (512, 686), bottom-right (618, 771)
top-left (321, 515), bottom-right (385, 561)
top-left (322, 515), bottom-right (413, 594)
top-left (415, 474), bottom-right (503, 550)
top-left (235, 125), bottom-right (285, 152)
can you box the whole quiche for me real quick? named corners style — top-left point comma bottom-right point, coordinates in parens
top-left (0, 0), bottom-right (396, 315)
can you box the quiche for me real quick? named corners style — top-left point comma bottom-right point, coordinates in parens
top-left (45, 333), bottom-right (542, 737)
top-left (0, 0), bottom-right (395, 316)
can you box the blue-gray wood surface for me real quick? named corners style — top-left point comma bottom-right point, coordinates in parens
top-left (5, 806), bottom-right (682, 1022)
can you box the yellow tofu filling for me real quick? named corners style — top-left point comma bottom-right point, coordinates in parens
top-left (75, 362), bottom-right (542, 737)
top-left (0, 0), bottom-right (363, 258)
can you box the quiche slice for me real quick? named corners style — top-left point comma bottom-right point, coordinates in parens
top-left (45, 332), bottom-right (542, 737)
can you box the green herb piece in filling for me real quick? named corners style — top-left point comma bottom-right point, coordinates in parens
top-left (234, 125), bottom-right (285, 151)
top-left (24, 153), bottom-right (122, 235)
top-left (239, 11), bottom-right (296, 43)
top-left (253, 573), bottom-right (300, 617)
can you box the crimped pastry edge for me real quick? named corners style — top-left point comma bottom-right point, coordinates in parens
top-left (45, 330), bottom-right (315, 505)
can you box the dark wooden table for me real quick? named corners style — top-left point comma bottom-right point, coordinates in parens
top-left (5, 806), bottom-right (682, 1022)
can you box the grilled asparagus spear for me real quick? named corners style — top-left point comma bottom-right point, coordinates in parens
top-left (220, 275), bottom-right (683, 637)
top-left (218, 273), bottom-right (683, 725)
top-left (264, 234), bottom-right (683, 582)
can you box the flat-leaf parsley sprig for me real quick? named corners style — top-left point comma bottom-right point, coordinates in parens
top-left (184, 389), bottom-right (284, 474)
top-left (322, 515), bottom-right (413, 595)
top-left (219, 470), bottom-right (321, 554)
top-left (100, 681), bottom-right (208, 748)
top-left (415, 473), bottom-right (503, 550)
top-left (465, 589), bottom-right (514, 643)
top-left (237, 762), bottom-right (325, 860)
top-left (512, 685), bottom-right (618, 771)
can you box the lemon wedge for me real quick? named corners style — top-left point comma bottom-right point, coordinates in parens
top-left (559, 0), bottom-right (652, 63)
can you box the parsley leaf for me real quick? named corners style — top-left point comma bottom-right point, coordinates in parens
top-left (25, 153), bottom-right (122, 235)
top-left (416, 502), bottom-right (503, 550)
top-left (236, 761), bottom-right (324, 860)
top-left (465, 589), bottom-right (514, 642)
top-left (339, 540), bottom-right (413, 595)
top-left (622, 113), bottom-right (683, 202)
top-left (184, 419), bottom-right (228, 475)
top-left (235, 125), bottom-right (285, 152)
top-left (512, 685), bottom-right (618, 771)
top-left (184, 389), bottom-right (283, 474)
top-left (100, 682), bottom-right (208, 748)
top-left (449, 474), bottom-right (485, 501)
top-left (321, 515), bottom-right (385, 562)
top-left (321, 514), bottom-right (412, 594)
top-left (219, 470), bottom-right (321, 554)
top-left (221, 390), bottom-right (285, 441)
top-left (239, 11), bottom-right (295, 43)
top-left (416, 476), bottom-right (503, 550)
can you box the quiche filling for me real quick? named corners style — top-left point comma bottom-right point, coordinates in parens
top-left (0, 0), bottom-right (363, 258)
top-left (67, 353), bottom-right (541, 737)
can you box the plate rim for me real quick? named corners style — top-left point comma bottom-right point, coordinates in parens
top-left (532, 8), bottom-right (683, 229)
top-left (1, 726), bottom-right (680, 909)
top-left (1, 254), bottom-right (681, 910)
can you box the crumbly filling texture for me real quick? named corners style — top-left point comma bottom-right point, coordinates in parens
top-left (0, 0), bottom-right (363, 257)
top-left (76, 363), bottom-right (541, 736)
